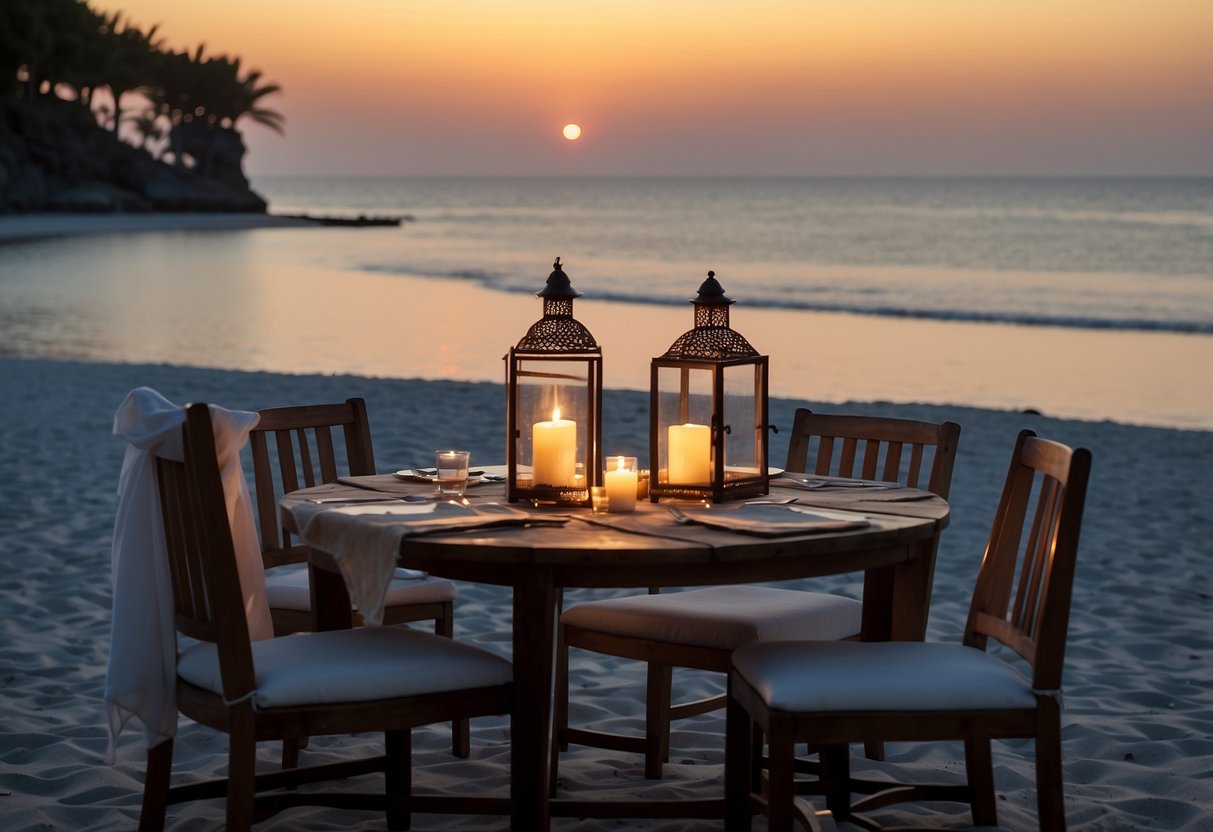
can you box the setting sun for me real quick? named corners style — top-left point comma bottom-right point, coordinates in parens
top-left (562, 123), bottom-right (582, 141)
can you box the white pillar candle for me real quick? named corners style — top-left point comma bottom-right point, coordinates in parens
top-left (532, 407), bottom-right (578, 486)
top-left (668, 423), bottom-right (711, 484)
top-left (604, 456), bottom-right (638, 512)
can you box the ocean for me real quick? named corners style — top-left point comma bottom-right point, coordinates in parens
top-left (1, 176), bottom-right (1210, 429)
top-left (260, 176), bottom-right (1213, 334)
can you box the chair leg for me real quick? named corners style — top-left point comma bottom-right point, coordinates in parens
top-left (386, 729), bottom-right (411, 831)
top-left (226, 709), bottom-right (257, 832)
top-left (724, 682), bottom-right (753, 832)
top-left (138, 739), bottom-right (173, 832)
top-left (821, 744), bottom-right (851, 823)
top-left (550, 623), bottom-right (570, 795)
top-left (1035, 710), bottom-right (1067, 832)
top-left (752, 725), bottom-right (765, 789)
top-left (645, 662), bottom-right (673, 779)
top-left (281, 737), bottom-right (300, 770)
top-left (964, 736), bottom-right (997, 827)
top-left (436, 603), bottom-right (470, 758)
top-left (767, 732), bottom-right (797, 832)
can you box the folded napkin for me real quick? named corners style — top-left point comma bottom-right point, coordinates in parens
top-left (673, 503), bottom-right (870, 537)
top-left (336, 474), bottom-right (423, 494)
top-left (289, 500), bottom-right (530, 625)
top-left (105, 388), bottom-right (272, 762)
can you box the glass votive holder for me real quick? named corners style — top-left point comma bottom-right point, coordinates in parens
top-left (604, 455), bottom-right (638, 512)
top-left (637, 469), bottom-right (650, 500)
top-left (435, 449), bottom-right (471, 497)
top-left (590, 486), bottom-right (609, 513)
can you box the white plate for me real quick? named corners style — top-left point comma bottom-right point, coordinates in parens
top-left (394, 464), bottom-right (510, 484)
top-left (394, 469), bottom-right (484, 486)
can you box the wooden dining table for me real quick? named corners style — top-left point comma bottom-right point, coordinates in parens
top-left (279, 473), bottom-right (949, 831)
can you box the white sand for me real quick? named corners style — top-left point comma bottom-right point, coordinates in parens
top-left (0, 355), bottom-right (1210, 830)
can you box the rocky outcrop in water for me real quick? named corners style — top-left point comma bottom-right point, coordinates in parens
top-left (0, 98), bottom-right (266, 213)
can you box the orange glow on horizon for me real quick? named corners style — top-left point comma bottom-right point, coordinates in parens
top-left (96, 0), bottom-right (1213, 175)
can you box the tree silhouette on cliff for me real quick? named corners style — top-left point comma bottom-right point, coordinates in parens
top-left (0, 0), bottom-right (283, 177)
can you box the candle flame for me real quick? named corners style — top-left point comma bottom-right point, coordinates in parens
top-left (552, 406), bottom-right (561, 421)
top-left (615, 456), bottom-right (626, 471)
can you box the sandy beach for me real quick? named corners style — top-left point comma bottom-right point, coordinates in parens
top-left (1, 353), bottom-right (1210, 830)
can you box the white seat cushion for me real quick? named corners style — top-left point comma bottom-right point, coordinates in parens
top-left (264, 563), bottom-right (456, 611)
top-left (177, 627), bottom-right (511, 709)
top-left (732, 640), bottom-right (1039, 712)
top-left (561, 586), bottom-right (862, 651)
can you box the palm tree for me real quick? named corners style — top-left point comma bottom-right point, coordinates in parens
top-left (149, 46), bottom-right (284, 175)
top-left (217, 59), bottom-right (285, 136)
top-left (122, 106), bottom-right (165, 155)
top-left (3, 0), bottom-right (97, 103)
top-left (93, 11), bottom-right (162, 136)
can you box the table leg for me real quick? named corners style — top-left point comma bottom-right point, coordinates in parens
top-left (860, 536), bottom-right (938, 642)
top-left (510, 566), bottom-right (558, 832)
top-left (308, 555), bottom-right (353, 631)
top-left (888, 537), bottom-right (937, 641)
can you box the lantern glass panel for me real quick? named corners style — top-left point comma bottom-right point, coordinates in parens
top-left (655, 364), bottom-right (715, 486)
top-left (513, 356), bottom-right (593, 491)
top-left (722, 363), bottom-right (762, 478)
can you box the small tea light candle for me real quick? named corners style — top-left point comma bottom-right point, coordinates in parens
top-left (604, 455), bottom-right (638, 512)
top-left (668, 423), bottom-right (711, 483)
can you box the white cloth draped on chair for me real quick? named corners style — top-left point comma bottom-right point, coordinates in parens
top-left (104, 387), bottom-right (273, 761)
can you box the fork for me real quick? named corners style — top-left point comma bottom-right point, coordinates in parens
top-left (665, 506), bottom-right (692, 525)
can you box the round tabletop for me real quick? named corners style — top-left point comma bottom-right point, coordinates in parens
top-left (280, 475), bottom-right (949, 591)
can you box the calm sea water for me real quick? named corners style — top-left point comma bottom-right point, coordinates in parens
top-left (259, 176), bottom-right (1213, 334)
top-left (1, 176), bottom-right (1211, 429)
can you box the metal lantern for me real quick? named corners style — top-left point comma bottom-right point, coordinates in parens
top-left (650, 271), bottom-right (771, 502)
top-left (506, 258), bottom-right (603, 505)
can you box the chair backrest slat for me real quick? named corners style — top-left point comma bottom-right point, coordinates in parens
top-left (156, 457), bottom-right (213, 639)
top-left (785, 410), bottom-right (962, 499)
top-left (248, 398), bottom-right (377, 569)
top-left (154, 405), bottom-right (257, 700)
top-left (965, 430), bottom-right (1091, 692)
top-left (880, 441), bottom-right (904, 484)
top-left (905, 443), bottom-right (924, 486)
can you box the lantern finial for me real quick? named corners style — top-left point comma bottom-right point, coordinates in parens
top-left (693, 270), bottom-right (734, 305)
top-left (538, 256), bottom-right (581, 300)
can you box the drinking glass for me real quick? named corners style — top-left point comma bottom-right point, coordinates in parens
top-left (590, 486), bottom-right (609, 513)
top-left (435, 450), bottom-right (471, 497)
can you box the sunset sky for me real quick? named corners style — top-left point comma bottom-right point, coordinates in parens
top-left (103, 0), bottom-right (1212, 177)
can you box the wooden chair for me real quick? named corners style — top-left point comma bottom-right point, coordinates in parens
top-left (785, 410), bottom-right (961, 498)
top-left (139, 403), bottom-right (513, 832)
top-left (725, 429), bottom-right (1091, 831)
top-left (248, 398), bottom-right (469, 759)
top-left (552, 410), bottom-right (961, 784)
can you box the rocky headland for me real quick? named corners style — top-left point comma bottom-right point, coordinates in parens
top-left (0, 98), bottom-right (266, 214)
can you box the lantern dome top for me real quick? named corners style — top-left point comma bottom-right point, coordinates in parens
top-left (517, 257), bottom-right (599, 352)
top-left (661, 271), bottom-right (758, 361)
top-left (537, 257), bottom-right (582, 300)
top-left (691, 271), bottom-right (734, 306)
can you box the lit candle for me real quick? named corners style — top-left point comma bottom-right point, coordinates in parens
top-left (668, 423), bottom-right (711, 483)
top-left (532, 406), bottom-right (577, 486)
top-left (604, 456), bottom-right (638, 512)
